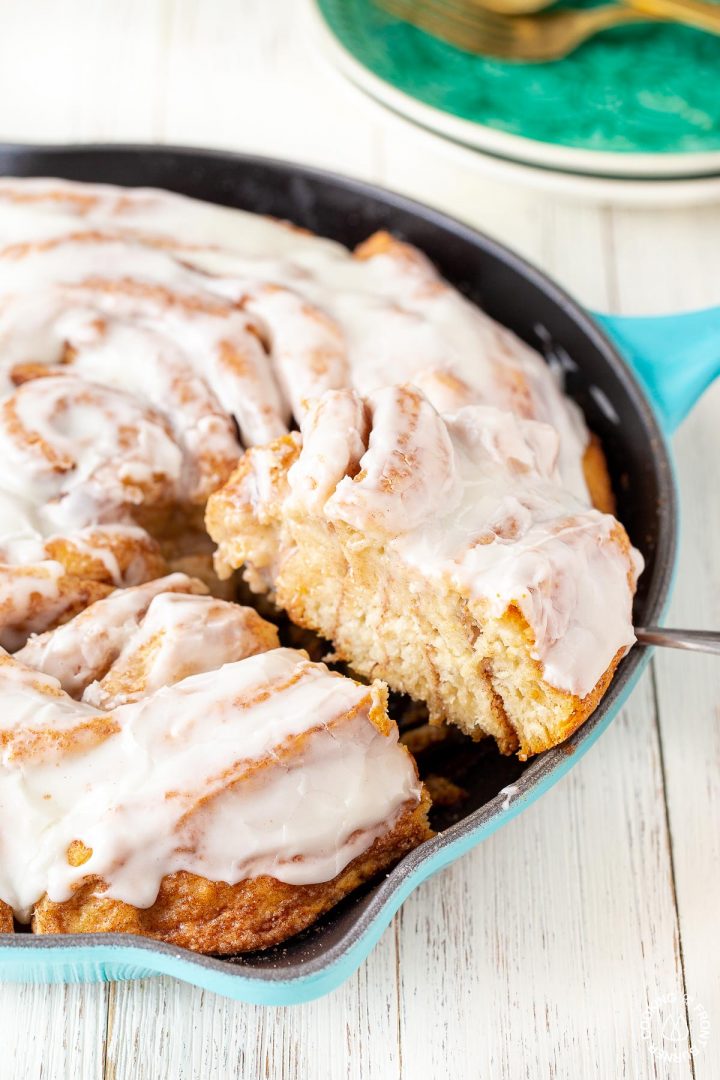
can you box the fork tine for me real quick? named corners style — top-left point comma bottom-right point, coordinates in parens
top-left (414, 0), bottom-right (520, 32)
top-left (393, 13), bottom-right (512, 51)
top-left (407, 0), bottom-right (514, 35)
top-left (380, 0), bottom-right (515, 45)
top-left (422, 0), bottom-right (510, 25)
top-left (386, 0), bottom-right (519, 39)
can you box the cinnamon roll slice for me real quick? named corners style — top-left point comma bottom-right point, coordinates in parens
top-left (0, 644), bottom-right (429, 953)
top-left (207, 386), bottom-right (642, 760)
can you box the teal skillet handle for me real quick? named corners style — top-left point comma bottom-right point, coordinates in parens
top-left (593, 307), bottom-right (720, 434)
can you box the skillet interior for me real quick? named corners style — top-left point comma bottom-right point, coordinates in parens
top-left (0, 144), bottom-right (676, 978)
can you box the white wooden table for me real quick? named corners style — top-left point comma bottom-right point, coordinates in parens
top-left (0, 1), bottom-right (718, 1076)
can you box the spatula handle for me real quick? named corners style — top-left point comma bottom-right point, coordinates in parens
top-left (636, 627), bottom-right (720, 655)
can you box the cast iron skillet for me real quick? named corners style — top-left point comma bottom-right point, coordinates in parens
top-left (0, 144), bottom-right (678, 1003)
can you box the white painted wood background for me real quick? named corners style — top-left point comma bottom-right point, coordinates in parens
top-left (0, 1), bottom-right (718, 1076)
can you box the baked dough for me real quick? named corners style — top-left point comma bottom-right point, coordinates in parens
top-left (207, 386), bottom-right (640, 759)
top-left (3, 632), bottom-right (430, 952)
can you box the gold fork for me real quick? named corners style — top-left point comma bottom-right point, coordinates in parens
top-left (378, 0), bottom-right (657, 60)
top-left (377, 0), bottom-right (718, 60)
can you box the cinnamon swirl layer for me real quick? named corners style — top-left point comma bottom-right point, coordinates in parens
top-left (207, 386), bottom-right (642, 760)
top-left (14, 572), bottom-right (280, 704)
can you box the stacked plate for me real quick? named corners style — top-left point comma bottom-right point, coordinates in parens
top-left (308, 0), bottom-right (720, 203)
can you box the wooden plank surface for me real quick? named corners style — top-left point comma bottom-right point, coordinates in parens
top-left (612, 213), bottom-right (720, 1080)
top-left (0, 1), bottom-right (718, 1076)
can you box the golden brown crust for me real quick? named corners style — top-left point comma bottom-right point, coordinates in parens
top-left (40, 566), bottom-right (115, 610)
top-left (0, 531), bottom-right (169, 647)
top-left (354, 231), bottom-right (395, 260)
top-left (491, 520), bottom-right (633, 758)
top-left (0, 902), bottom-right (13, 933)
top-left (423, 775), bottom-right (466, 807)
top-left (354, 231), bottom-right (426, 268)
top-left (493, 604), bottom-right (626, 760)
top-left (582, 433), bottom-right (616, 515)
top-left (32, 794), bottom-right (432, 954)
top-left (520, 645), bottom-right (627, 759)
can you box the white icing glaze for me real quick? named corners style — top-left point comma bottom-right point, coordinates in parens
top-left (0, 646), bottom-right (420, 919)
top-left (0, 177), bottom-right (594, 647)
top-left (499, 784), bottom-right (519, 810)
top-left (287, 387), bottom-right (643, 698)
top-left (325, 385), bottom-right (459, 534)
top-left (0, 176), bottom-right (638, 914)
top-left (287, 389), bottom-right (369, 514)
top-left (0, 374), bottom-right (184, 528)
top-left (242, 285), bottom-right (349, 418)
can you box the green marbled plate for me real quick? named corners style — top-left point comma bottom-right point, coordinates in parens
top-left (313, 0), bottom-right (720, 177)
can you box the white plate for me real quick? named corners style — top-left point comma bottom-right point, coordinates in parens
top-left (400, 113), bottom-right (720, 205)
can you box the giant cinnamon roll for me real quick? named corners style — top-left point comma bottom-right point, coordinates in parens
top-left (0, 177), bottom-right (639, 948)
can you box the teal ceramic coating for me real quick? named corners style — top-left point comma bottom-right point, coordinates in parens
top-left (0, 307), bottom-right (717, 1003)
top-left (317, 0), bottom-right (720, 156)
